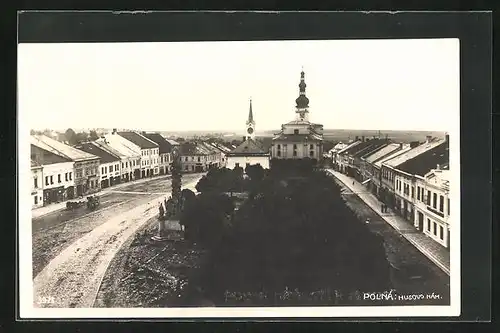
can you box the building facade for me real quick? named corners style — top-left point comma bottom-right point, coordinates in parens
top-left (31, 160), bottom-right (44, 208)
top-left (118, 131), bottom-right (160, 177)
top-left (75, 142), bottom-right (122, 189)
top-left (31, 135), bottom-right (100, 199)
top-left (271, 70), bottom-right (324, 163)
top-left (143, 132), bottom-right (172, 175)
top-left (413, 168), bottom-right (451, 248)
top-left (98, 134), bottom-right (142, 181)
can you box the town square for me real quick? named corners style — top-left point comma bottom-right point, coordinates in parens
top-left (19, 39), bottom-right (458, 311)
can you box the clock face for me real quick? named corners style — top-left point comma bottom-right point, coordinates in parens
top-left (247, 127), bottom-right (254, 134)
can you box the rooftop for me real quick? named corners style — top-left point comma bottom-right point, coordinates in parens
top-left (143, 132), bottom-right (173, 154)
top-left (396, 141), bottom-right (449, 176)
top-left (92, 140), bottom-right (127, 159)
top-left (117, 131), bottom-right (159, 149)
top-left (31, 159), bottom-right (42, 168)
top-left (229, 139), bottom-right (269, 156)
top-left (74, 142), bottom-right (121, 164)
top-left (383, 137), bottom-right (446, 168)
top-left (31, 135), bottom-right (98, 162)
top-left (337, 140), bottom-right (361, 154)
top-left (98, 135), bottom-right (141, 158)
top-left (352, 139), bottom-right (389, 158)
top-left (374, 144), bottom-right (412, 168)
top-left (272, 133), bottom-right (323, 142)
top-left (364, 143), bottom-right (402, 164)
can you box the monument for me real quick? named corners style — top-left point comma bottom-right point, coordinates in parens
top-left (152, 146), bottom-right (183, 242)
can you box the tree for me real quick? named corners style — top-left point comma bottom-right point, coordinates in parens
top-left (180, 192), bottom-right (235, 246)
top-left (195, 170), bottom-right (391, 305)
top-left (65, 128), bottom-right (76, 144)
top-left (245, 164), bottom-right (265, 183)
top-left (89, 130), bottom-right (99, 141)
top-left (75, 131), bottom-right (89, 143)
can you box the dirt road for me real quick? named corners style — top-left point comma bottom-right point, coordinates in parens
top-left (32, 176), bottom-right (202, 308)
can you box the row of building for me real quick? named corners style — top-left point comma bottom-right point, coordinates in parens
top-left (331, 134), bottom-right (450, 248)
top-left (30, 130), bottom-right (234, 209)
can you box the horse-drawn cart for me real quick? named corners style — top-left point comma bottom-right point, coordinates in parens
top-left (86, 195), bottom-right (100, 210)
top-left (66, 200), bottom-right (85, 210)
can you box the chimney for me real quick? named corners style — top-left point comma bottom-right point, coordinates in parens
top-left (399, 143), bottom-right (403, 149)
top-left (426, 135), bottom-right (432, 143)
top-left (410, 141), bottom-right (420, 148)
top-left (436, 164), bottom-right (441, 170)
top-left (362, 135), bottom-right (365, 142)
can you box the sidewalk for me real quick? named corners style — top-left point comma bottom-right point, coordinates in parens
top-left (31, 174), bottom-right (173, 220)
top-left (325, 169), bottom-right (450, 276)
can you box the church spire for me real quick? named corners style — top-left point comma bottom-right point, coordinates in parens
top-left (246, 97), bottom-right (255, 125)
top-left (295, 69), bottom-right (309, 109)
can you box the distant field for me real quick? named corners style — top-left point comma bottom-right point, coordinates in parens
top-left (216, 129), bottom-right (446, 144)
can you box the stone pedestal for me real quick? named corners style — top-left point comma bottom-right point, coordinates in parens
top-left (151, 218), bottom-right (183, 242)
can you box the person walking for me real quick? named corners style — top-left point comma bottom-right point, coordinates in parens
top-left (159, 202), bottom-right (165, 219)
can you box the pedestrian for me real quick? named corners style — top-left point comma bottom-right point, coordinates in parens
top-left (381, 203), bottom-right (384, 213)
top-left (365, 218), bottom-right (370, 224)
top-left (159, 202), bottom-right (165, 218)
top-left (352, 181), bottom-right (355, 186)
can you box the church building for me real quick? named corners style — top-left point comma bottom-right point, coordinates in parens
top-left (226, 98), bottom-right (270, 170)
top-left (270, 69), bottom-right (324, 162)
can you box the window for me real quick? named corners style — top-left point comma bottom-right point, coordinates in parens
top-left (310, 151), bottom-right (314, 157)
top-left (417, 186), bottom-right (420, 200)
top-left (185, 165), bottom-right (188, 171)
top-left (310, 144), bottom-right (314, 149)
top-left (427, 190), bottom-right (431, 205)
top-left (191, 165), bottom-right (195, 171)
top-left (293, 144), bottom-right (297, 149)
top-left (440, 226), bottom-right (444, 240)
top-left (433, 193), bottom-right (437, 209)
top-left (235, 163), bottom-right (240, 168)
top-left (65, 173), bottom-right (68, 181)
top-left (293, 151), bottom-right (297, 157)
top-left (58, 174), bottom-right (61, 183)
top-left (439, 195), bottom-right (444, 212)
top-left (427, 218), bottom-right (431, 231)
top-left (197, 156), bottom-right (200, 162)
top-left (85, 168), bottom-right (89, 176)
top-left (447, 198), bottom-right (450, 216)
top-left (122, 163), bottom-right (124, 168)
top-left (34, 177), bottom-right (38, 188)
top-left (102, 167), bottom-right (104, 174)
top-left (45, 176), bottom-right (49, 186)
top-left (294, 129), bottom-right (299, 135)
top-left (126, 162), bottom-right (128, 168)
top-left (433, 222), bottom-right (437, 236)
top-left (277, 151), bottom-right (281, 157)
top-left (34, 196), bottom-right (38, 205)
top-left (411, 186), bottom-right (415, 198)
top-left (50, 175), bottom-right (54, 184)
top-left (69, 172), bottom-right (72, 180)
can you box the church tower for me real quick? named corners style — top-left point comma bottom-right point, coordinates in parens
top-left (245, 98), bottom-right (256, 141)
top-left (295, 69), bottom-right (310, 122)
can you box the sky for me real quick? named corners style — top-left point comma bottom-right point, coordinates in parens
top-left (18, 39), bottom-right (459, 133)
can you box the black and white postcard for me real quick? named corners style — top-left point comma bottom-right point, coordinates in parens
top-left (16, 11), bottom-right (492, 320)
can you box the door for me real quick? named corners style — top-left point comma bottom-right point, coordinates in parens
top-left (418, 211), bottom-right (424, 231)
